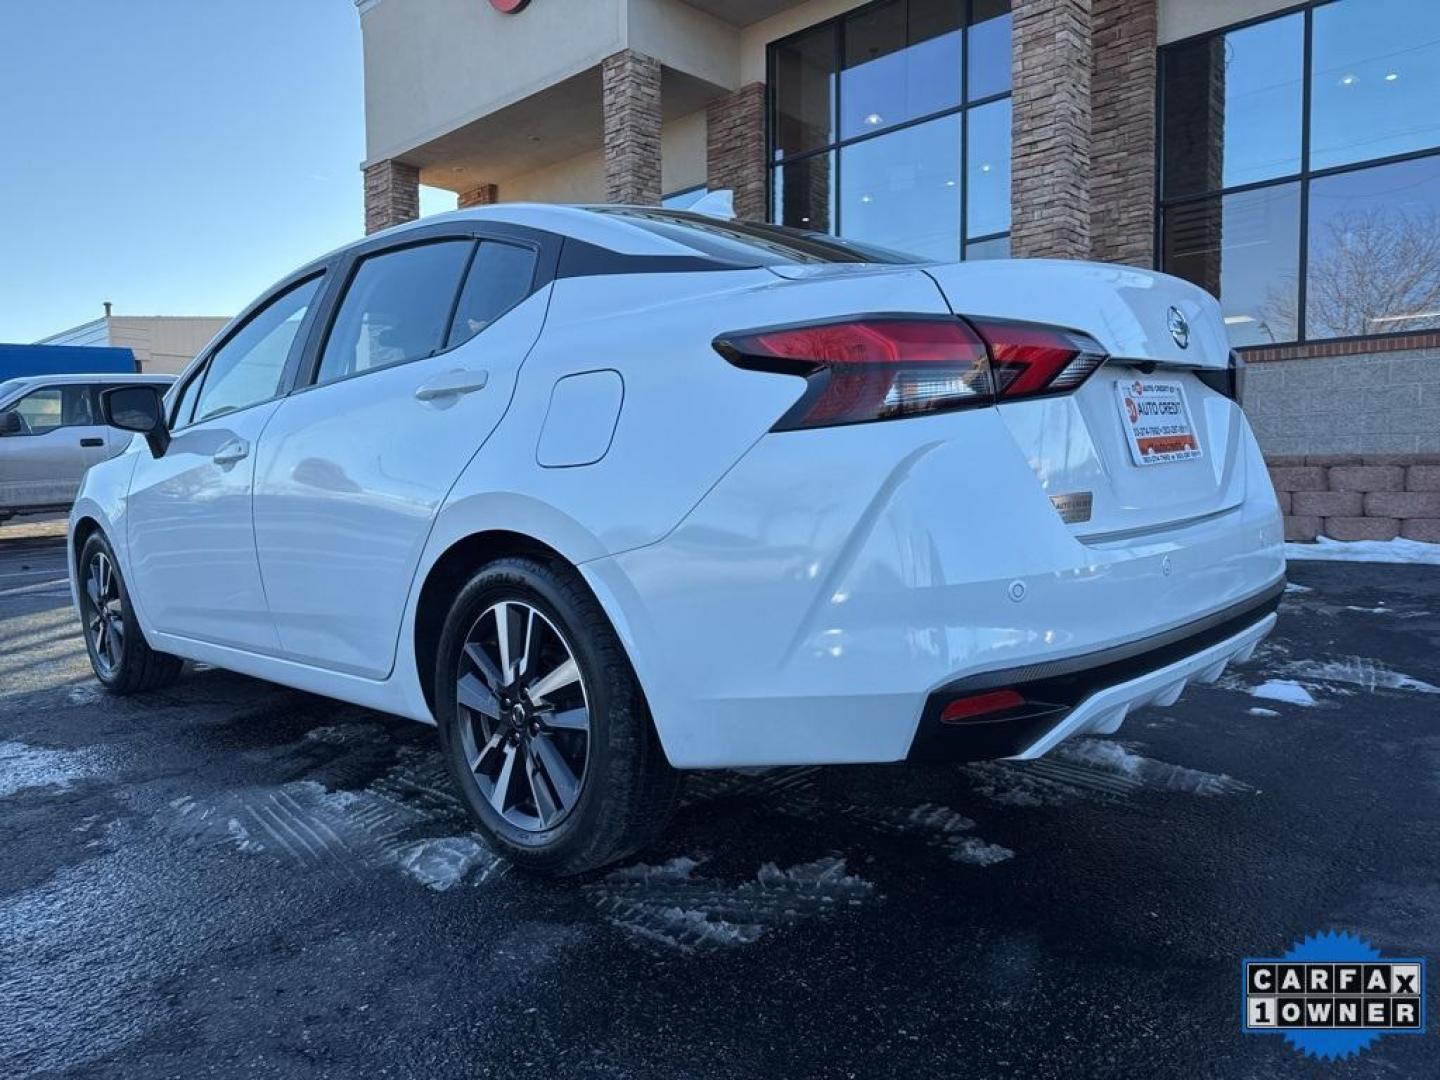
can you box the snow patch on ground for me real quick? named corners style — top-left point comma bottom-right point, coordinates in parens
top-left (1282, 657), bottom-right (1439, 695)
top-left (1250, 679), bottom-right (1318, 707)
top-left (1248, 707), bottom-right (1280, 717)
top-left (0, 740), bottom-right (106, 797)
top-left (588, 855), bottom-right (875, 953)
top-left (1054, 737), bottom-right (1144, 775)
top-left (1284, 582), bottom-right (1314, 594)
top-left (65, 683), bottom-right (103, 706)
top-left (391, 836), bottom-right (497, 891)
top-left (947, 836), bottom-right (1016, 866)
top-left (1286, 537), bottom-right (1440, 564)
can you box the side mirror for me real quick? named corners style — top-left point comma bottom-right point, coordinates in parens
top-left (0, 411), bottom-right (21, 436)
top-left (101, 385), bottom-right (170, 457)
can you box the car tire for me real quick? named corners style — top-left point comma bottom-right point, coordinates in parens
top-left (434, 556), bottom-right (681, 877)
top-left (78, 532), bottom-right (184, 694)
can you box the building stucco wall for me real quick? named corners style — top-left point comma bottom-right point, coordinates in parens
top-left (1156, 0), bottom-right (1299, 44)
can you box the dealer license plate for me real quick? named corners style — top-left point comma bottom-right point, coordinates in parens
top-left (1114, 378), bottom-right (1203, 466)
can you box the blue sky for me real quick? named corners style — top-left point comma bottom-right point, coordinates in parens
top-left (0, 0), bottom-right (451, 343)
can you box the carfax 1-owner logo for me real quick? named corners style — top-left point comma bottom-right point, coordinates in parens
top-left (1243, 930), bottom-right (1428, 1060)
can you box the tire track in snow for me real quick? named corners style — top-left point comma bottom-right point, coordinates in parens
top-left (961, 738), bottom-right (1254, 807)
top-left (586, 855), bottom-right (875, 953)
top-left (162, 725), bottom-right (507, 890)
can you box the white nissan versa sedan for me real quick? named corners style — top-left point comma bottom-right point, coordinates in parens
top-left (70, 206), bottom-right (1285, 874)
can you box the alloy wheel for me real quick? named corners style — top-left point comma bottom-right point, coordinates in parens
top-left (456, 600), bottom-right (590, 832)
top-left (85, 552), bottom-right (125, 678)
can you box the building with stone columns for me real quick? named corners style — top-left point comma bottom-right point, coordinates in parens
top-left (357, 0), bottom-right (1440, 543)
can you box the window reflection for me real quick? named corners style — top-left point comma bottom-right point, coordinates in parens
top-left (840, 115), bottom-right (961, 262)
top-left (840, 0), bottom-right (962, 140)
top-left (1306, 157), bottom-right (1440, 338)
top-left (967, 98), bottom-right (1011, 239)
top-left (1310, 0), bottom-right (1440, 171)
top-left (773, 154), bottom-right (835, 233)
top-left (968, 0), bottom-right (1013, 99)
top-left (965, 235), bottom-right (1010, 260)
top-left (772, 24), bottom-right (836, 160)
top-left (1162, 184), bottom-right (1301, 346)
top-left (1162, 14), bottom-right (1303, 198)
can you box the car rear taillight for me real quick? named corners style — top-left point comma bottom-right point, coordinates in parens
top-left (967, 318), bottom-right (1108, 402)
top-left (715, 315), bottom-right (1107, 430)
top-left (713, 317), bottom-right (993, 430)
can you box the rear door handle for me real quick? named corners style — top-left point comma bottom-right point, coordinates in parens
top-left (212, 439), bottom-right (250, 466)
top-left (80, 437), bottom-right (104, 448)
top-left (414, 368), bottom-right (490, 402)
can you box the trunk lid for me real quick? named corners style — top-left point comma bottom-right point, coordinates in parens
top-left (921, 259), bottom-right (1245, 539)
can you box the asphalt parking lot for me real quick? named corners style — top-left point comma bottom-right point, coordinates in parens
top-left (2, 521), bottom-right (1437, 1079)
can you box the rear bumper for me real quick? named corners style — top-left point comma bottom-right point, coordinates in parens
top-left (583, 406), bottom-right (1285, 769)
top-left (908, 580), bottom-right (1282, 762)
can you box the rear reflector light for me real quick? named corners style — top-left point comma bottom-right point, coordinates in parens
top-left (940, 690), bottom-right (1027, 724)
top-left (715, 315), bottom-right (1108, 430)
top-left (714, 318), bottom-right (992, 430)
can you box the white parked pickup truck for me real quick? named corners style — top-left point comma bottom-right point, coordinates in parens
top-left (0, 373), bottom-right (174, 524)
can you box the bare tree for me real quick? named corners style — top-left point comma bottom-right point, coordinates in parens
top-left (1264, 208), bottom-right (1440, 338)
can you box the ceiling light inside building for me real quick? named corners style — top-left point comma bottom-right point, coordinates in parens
top-left (1385, 72), bottom-right (1399, 81)
top-left (1340, 74), bottom-right (1356, 85)
top-left (860, 194), bottom-right (873, 203)
top-left (980, 163), bottom-right (992, 173)
top-left (864, 112), bottom-right (883, 126)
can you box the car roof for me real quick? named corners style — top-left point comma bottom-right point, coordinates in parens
top-left (4, 373), bottom-right (175, 386)
top-left (357, 203), bottom-right (706, 258)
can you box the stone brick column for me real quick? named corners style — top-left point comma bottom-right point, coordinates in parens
top-left (458, 184), bottom-right (499, 208)
top-left (707, 83), bottom-right (767, 222)
top-left (1090, 0), bottom-right (1156, 266)
top-left (602, 50), bottom-right (662, 206)
top-left (1010, 0), bottom-right (1092, 259)
top-left (363, 159), bottom-right (420, 235)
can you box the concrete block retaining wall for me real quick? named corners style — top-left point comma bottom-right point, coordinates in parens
top-left (1267, 455), bottom-right (1440, 543)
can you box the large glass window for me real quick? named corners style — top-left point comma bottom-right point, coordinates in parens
top-left (1309, 0), bottom-right (1440, 171)
top-left (1159, 0), bottom-right (1440, 345)
top-left (1306, 157), bottom-right (1440, 338)
top-left (1161, 185), bottom-right (1302, 346)
top-left (840, 114), bottom-right (960, 261)
top-left (769, 0), bottom-right (1011, 261)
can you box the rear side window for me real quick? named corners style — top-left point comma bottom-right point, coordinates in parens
top-left (193, 276), bottom-right (322, 424)
top-left (446, 241), bottom-right (538, 349)
top-left (315, 240), bottom-right (474, 386)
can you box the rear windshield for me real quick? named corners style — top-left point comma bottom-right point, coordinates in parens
top-left (590, 208), bottom-right (923, 267)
